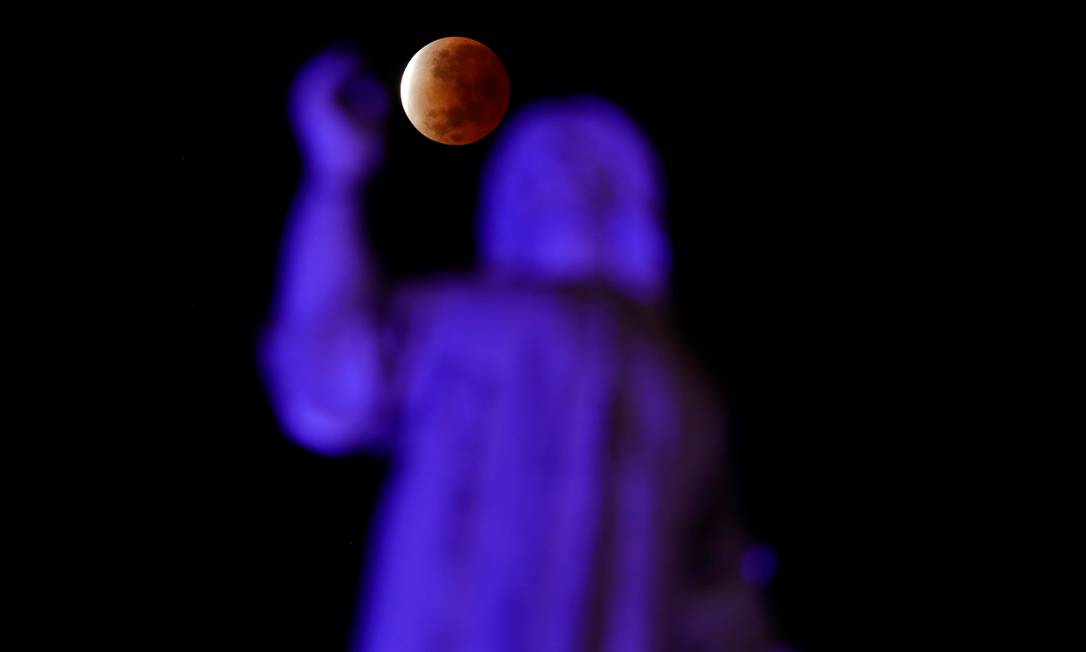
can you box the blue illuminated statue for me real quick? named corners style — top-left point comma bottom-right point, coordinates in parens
top-left (261, 47), bottom-right (777, 652)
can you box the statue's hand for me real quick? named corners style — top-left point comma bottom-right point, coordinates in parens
top-left (288, 46), bottom-right (389, 184)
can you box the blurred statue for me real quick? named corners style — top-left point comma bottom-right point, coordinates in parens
top-left (260, 46), bottom-right (776, 652)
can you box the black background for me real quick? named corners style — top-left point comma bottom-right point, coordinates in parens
top-left (7, 10), bottom-right (968, 651)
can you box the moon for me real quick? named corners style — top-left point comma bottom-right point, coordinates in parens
top-left (400, 37), bottom-right (510, 145)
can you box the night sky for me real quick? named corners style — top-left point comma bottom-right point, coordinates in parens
top-left (6, 11), bottom-right (979, 651)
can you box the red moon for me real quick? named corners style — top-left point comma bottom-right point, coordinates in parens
top-left (400, 37), bottom-right (510, 145)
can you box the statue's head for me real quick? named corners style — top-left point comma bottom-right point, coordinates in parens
top-left (478, 96), bottom-right (670, 304)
